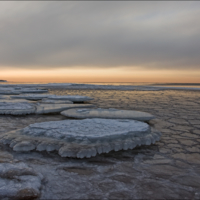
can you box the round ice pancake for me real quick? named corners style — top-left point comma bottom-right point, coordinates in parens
top-left (19, 88), bottom-right (48, 93)
top-left (23, 118), bottom-right (150, 141)
top-left (47, 95), bottom-right (94, 102)
top-left (0, 95), bottom-right (9, 99)
top-left (11, 94), bottom-right (51, 100)
top-left (0, 163), bottom-right (42, 199)
top-left (40, 98), bottom-right (73, 104)
top-left (11, 94), bottom-right (93, 102)
top-left (0, 99), bottom-right (35, 103)
top-left (35, 103), bottom-right (94, 114)
top-left (0, 119), bottom-right (161, 158)
top-left (61, 108), bottom-right (155, 121)
top-left (0, 102), bottom-right (36, 115)
top-left (0, 90), bottom-right (20, 95)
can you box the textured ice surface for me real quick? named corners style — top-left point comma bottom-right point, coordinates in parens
top-left (11, 94), bottom-right (94, 102)
top-left (0, 119), bottom-right (161, 158)
top-left (61, 108), bottom-right (155, 121)
top-left (0, 102), bottom-right (36, 115)
top-left (41, 98), bottom-right (73, 104)
top-left (35, 103), bottom-right (94, 114)
top-left (0, 162), bottom-right (42, 199)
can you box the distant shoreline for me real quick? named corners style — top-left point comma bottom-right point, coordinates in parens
top-left (0, 80), bottom-right (7, 82)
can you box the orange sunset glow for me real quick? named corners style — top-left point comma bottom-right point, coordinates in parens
top-left (1, 68), bottom-right (200, 83)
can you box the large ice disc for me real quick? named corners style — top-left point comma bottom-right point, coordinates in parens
top-left (61, 108), bottom-right (155, 121)
top-left (0, 119), bottom-right (161, 158)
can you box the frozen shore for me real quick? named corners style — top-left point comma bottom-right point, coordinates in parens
top-left (0, 88), bottom-right (200, 199)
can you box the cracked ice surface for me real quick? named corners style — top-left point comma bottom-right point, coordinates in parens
top-left (61, 108), bottom-right (155, 121)
top-left (0, 162), bottom-right (43, 199)
top-left (0, 89), bottom-right (200, 199)
top-left (0, 119), bottom-right (161, 158)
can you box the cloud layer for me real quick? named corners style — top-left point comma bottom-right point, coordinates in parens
top-left (0, 1), bottom-right (200, 70)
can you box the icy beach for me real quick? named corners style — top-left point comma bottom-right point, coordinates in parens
top-left (0, 83), bottom-right (200, 199)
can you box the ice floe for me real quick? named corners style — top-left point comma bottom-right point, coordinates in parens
top-left (0, 101), bottom-right (94, 115)
top-left (40, 98), bottom-right (73, 104)
top-left (0, 95), bottom-right (9, 99)
top-left (0, 102), bottom-right (36, 115)
top-left (11, 94), bottom-right (94, 102)
top-left (47, 95), bottom-right (94, 102)
top-left (0, 119), bottom-right (161, 158)
top-left (0, 87), bottom-right (48, 95)
top-left (35, 103), bottom-right (94, 114)
top-left (0, 99), bottom-right (34, 103)
top-left (0, 162), bottom-right (42, 199)
top-left (11, 94), bottom-right (51, 100)
top-left (61, 108), bottom-right (155, 122)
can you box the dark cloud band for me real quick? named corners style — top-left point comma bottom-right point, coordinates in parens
top-left (0, 1), bottom-right (199, 70)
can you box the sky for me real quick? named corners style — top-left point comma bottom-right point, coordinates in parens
top-left (0, 1), bottom-right (200, 83)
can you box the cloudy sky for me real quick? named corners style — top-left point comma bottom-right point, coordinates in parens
top-left (0, 1), bottom-right (200, 83)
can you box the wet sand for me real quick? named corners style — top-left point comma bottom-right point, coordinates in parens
top-left (0, 89), bottom-right (200, 199)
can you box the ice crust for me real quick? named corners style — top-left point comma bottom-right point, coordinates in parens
top-left (11, 94), bottom-right (94, 102)
top-left (0, 162), bottom-right (42, 199)
top-left (61, 108), bottom-right (155, 121)
top-left (0, 119), bottom-right (161, 158)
